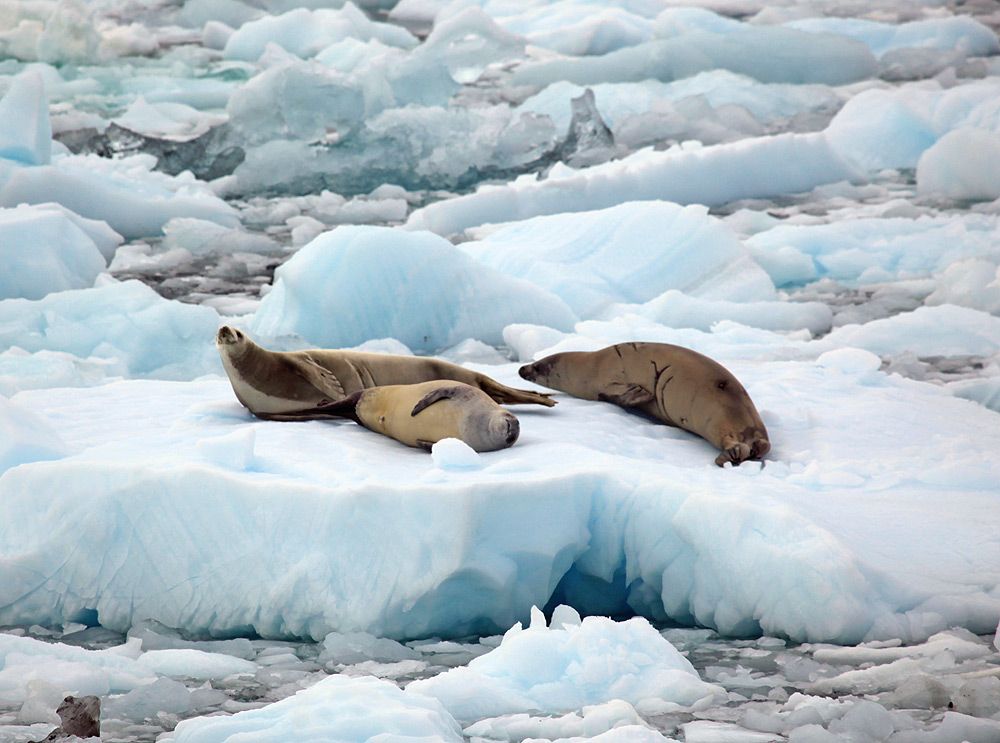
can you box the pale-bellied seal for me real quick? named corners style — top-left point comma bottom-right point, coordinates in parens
top-left (303, 380), bottom-right (520, 452)
top-left (518, 342), bottom-right (769, 466)
top-left (216, 326), bottom-right (554, 419)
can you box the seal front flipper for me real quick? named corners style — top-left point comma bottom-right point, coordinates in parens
top-left (597, 382), bottom-right (654, 407)
top-left (290, 355), bottom-right (346, 401)
top-left (416, 439), bottom-right (434, 451)
top-left (411, 385), bottom-right (468, 416)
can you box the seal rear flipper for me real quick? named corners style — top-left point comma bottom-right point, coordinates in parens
top-left (598, 382), bottom-right (654, 407)
top-left (478, 377), bottom-right (556, 407)
top-left (270, 391), bottom-right (364, 422)
top-left (291, 354), bottom-right (347, 401)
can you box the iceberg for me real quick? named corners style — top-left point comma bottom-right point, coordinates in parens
top-left (251, 225), bottom-right (577, 351)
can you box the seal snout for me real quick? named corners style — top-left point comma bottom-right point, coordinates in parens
top-left (503, 414), bottom-right (520, 446)
top-left (518, 363), bottom-right (536, 382)
top-left (216, 325), bottom-right (245, 346)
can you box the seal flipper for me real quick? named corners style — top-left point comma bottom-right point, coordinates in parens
top-left (477, 376), bottom-right (556, 407)
top-left (290, 354), bottom-right (347, 401)
top-left (271, 390), bottom-right (364, 422)
top-left (416, 439), bottom-right (434, 451)
top-left (598, 382), bottom-right (654, 407)
top-left (411, 385), bottom-right (467, 416)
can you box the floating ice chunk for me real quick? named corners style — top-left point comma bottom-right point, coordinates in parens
top-left (809, 657), bottom-right (925, 696)
top-left (519, 72), bottom-right (842, 137)
top-left (162, 218), bottom-right (277, 256)
top-left (827, 700), bottom-right (894, 740)
top-left (0, 634), bottom-right (154, 704)
top-left (319, 631), bottom-right (420, 666)
top-left (251, 226), bottom-right (577, 351)
top-left (24, 202), bottom-right (123, 262)
top-left (463, 202), bottom-right (774, 318)
top-left (878, 711), bottom-right (1000, 742)
top-left (120, 74), bottom-right (239, 111)
top-left (136, 649), bottom-right (257, 679)
top-left (883, 674), bottom-right (952, 710)
top-left (16, 680), bottom-right (63, 725)
top-left (682, 720), bottom-right (782, 743)
top-left (223, 102), bottom-right (555, 197)
top-left (0, 153), bottom-right (240, 239)
top-left (815, 349), bottom-right (882, 375)
top-left (825, 78), bottom-right (1000, 175)
top-left (784, 16), bottom-right (1000, 59)
top-left (128, 624), bottom-right (255, 660)
top-left (0, 278), bottom-right (222, 381)
top-left (432, 438), bottom-right (483, 470)
top-left (653, 7), bottom-right (745, 37)
top-left (502, 324), bottom-right (572, 363)
top-left (0, 0), bottom-right (100, 65)
top-left (112, 96), bottom-right (227, 141)
top-left (223, 3), bottom-right (417, 61)
top-left (0, 722), bottom-right (56, 743)
top-left (165, 674), bottom-right (463, 743)
top-left (952, 677), bottom-right (1000, 718)
top-left (0, 394), bottom-right (71, 474)
top-left (438, 339), bottom-right (508, 366)
top-left (812, 629), bottom-right (993, 666)
top-left (745, 213), bottom-right (1000, 289)
top-left (419, 7), bottom-right (525, 83)
top-left (464, 699), bottom-right (653, 742)
top-left (0, 204), bottom-right (108, 301)
top-left (824, 87), bottom-right (938, 173)
top-left (507, 4), bottom-right (653, 57)
top-left (0, 70), bottom-right (51, 165)
top-left (227, 58), bottom-right (365, 144)
top-left (103, 677), bottom-right (227, 722)
top-left (408, 613), bottom-right (722, 720)
top-left (927, 256), bottom-right (1000, 315)
top-left (511, 26), bottom-right (877, 89)
top-left (176, 0), bottom-right (263, 30)
top-left (917, 128), bottom-right (1000, 203)
top-left (818, 305), bottom-right (1000, 358)
top-left (605, 291), bottom-right (833, 335)
top-left (0, 347), bottom-right (126, 397)
top-left (313, 37), bottom-right (458, 110)
top-left (196, 427), bottom-right (256, 470)
top-left (949, 373), bottom-right (1000, 414)
top-left (406, 133), bottom-right (860, 236)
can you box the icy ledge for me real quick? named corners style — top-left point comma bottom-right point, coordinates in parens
top-left (1, 343), bottom-right (998, 645)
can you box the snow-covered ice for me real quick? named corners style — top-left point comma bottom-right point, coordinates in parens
top-left (1, 0), bottom-right (999, 740)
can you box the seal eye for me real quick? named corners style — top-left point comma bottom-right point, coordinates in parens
top-left (716, 380), bottom-right (728, 390)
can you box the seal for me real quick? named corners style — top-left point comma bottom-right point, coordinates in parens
top-left (518, 342), bottom-right (769, 466)
top-left (307, 380), bottom-right (520, 452)
top-left (216, 326), bottom-right (554, 419)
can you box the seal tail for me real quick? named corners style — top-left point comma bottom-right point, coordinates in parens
top-left (478, 377), bottom-right (556, 407)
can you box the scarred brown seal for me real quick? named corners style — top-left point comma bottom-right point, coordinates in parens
top-left (519, 342), bottom-right (769, 466)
